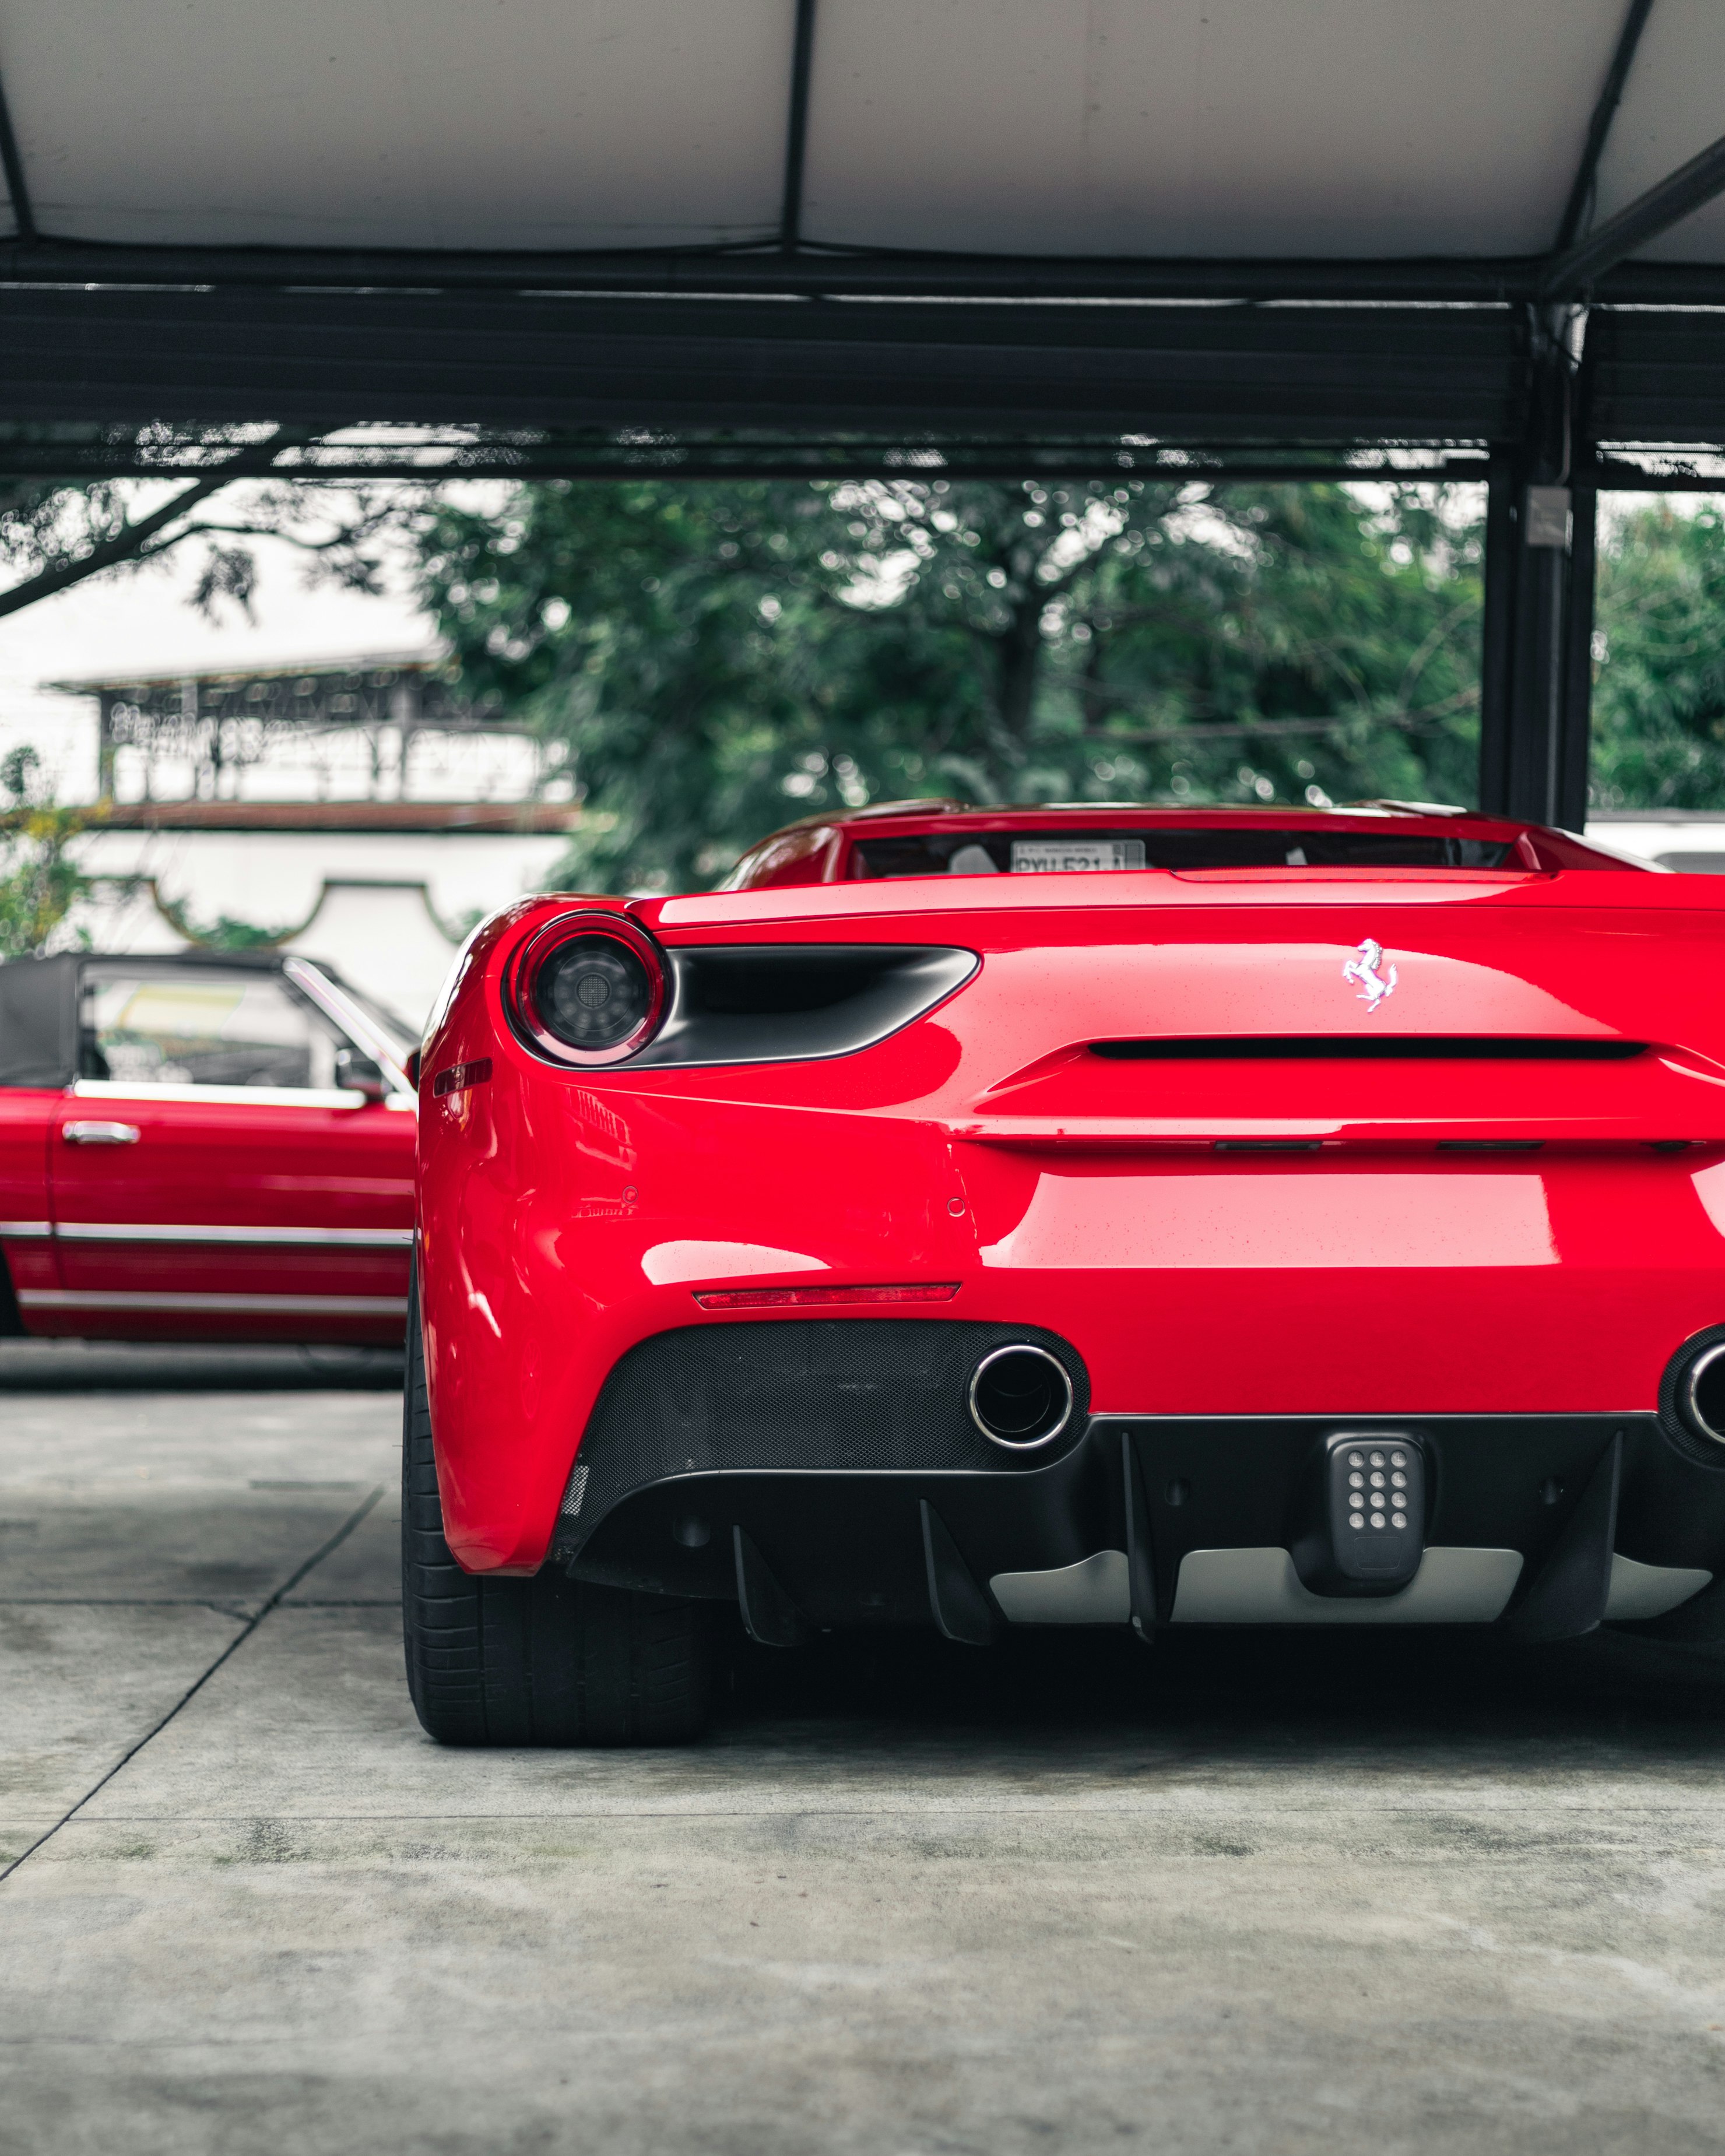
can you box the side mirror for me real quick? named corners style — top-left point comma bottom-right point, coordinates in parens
top-left (335, 1046), bottom-right (389, 1103)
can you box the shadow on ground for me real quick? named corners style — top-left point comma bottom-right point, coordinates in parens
top-left (721, 1612), bottom-right (1725, 1757)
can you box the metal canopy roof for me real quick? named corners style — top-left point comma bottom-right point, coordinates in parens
top-left (0, 0), bottom-right (1715, 458)
top-left (0, 0), bottom-right (1712, 283)
top-left (0, 1), bottom-right (1719, 842)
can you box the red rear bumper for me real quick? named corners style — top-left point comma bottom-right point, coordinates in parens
top-left (420, 1086), bottom-right (1725, 1571)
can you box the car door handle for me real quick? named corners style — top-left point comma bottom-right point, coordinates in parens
top-left (63, 1121), bottom-right (141, 1145)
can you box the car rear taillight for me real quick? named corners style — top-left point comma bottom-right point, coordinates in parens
top-left (508, 912), bottom-right (667, 1067)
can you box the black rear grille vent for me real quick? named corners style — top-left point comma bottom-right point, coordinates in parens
top-left (1091, 1036), bottom-right (1646, 1062)
top-left (633, 945), bottom-right (977, 1068)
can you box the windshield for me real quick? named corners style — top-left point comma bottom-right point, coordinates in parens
top-left (849, 828), bottom-right (1515, 877)
top-left (303, 966), bottom-right (419, 1061)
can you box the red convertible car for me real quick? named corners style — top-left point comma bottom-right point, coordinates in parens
top-left (406, 800), bottom-right (1725, 1746)
top-left (0, 949), bottom-right (416, 1342)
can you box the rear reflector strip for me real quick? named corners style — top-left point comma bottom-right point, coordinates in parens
top-left (1092, 1036), bottom-right (1646, 1061)
top-left (693, 1282), bottom-right (960, 1310)
top-left (433, 1057), bottom-right (493, 1096)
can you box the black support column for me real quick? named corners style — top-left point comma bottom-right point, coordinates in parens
top-left (1477, 311), bottom-right (1596, 830)
top-left (1559, 471), bottom-right (1598, 832)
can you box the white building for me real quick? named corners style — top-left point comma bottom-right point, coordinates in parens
top-left (48, 654), bottom-right (582, 1030)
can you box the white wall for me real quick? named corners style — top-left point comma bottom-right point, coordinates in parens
top-left (72, 826), bottom-right (574, 939)
top-left (68, 828), bottom-right (580, 1030)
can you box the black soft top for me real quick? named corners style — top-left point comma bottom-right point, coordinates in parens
top-left (0, 948), bottom-right (333, 1090)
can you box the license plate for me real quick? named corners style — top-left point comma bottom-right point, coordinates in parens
top-left (1010, 838), bottom-right (1147, 874)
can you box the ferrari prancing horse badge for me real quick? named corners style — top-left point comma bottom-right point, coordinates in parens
top-left (1343, 938), bottom-right (1398, 1012)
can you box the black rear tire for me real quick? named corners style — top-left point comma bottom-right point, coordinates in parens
top-left (401, 1265), bottom-right (713, 1746)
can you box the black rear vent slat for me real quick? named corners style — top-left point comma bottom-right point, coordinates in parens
top-left (634, 945), bottom-right (978, 1068)
top-left (1091, 1036), bottom-right (1646, 1062)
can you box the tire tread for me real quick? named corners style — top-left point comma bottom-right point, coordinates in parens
top-left (401, 1265), bottom-right (711, 1746)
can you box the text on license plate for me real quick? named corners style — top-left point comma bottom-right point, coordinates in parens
top-left (1010, 838), bottom-right (1147, 873)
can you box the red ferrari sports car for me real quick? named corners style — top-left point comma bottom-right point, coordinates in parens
top-left (0, 949), bottom-right (416, 1342)
top-left (406, 800), bottom-right (1725, 1745)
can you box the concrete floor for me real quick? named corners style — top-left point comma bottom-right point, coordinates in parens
top-left (4, 1345), bottom-right (1725, 2154)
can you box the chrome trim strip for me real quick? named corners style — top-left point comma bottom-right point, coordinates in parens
top-left (52, 1222), bottom-right (413, 1248)
top-left (17, 1289), bottom-right (408, 1314)
top-left (968, 1342), bottom-right (1074, 1451)
top-left (1680, 1342), bottom-right (1725, 1445)
top-left (283, 959), bottom-right (414, 1095)
top-left (1171, 1546), bottom-right (1523, 1624)
top-left (72, 1079), bottom-right (371, 1111)
top-left (0, 1220), bottom-right (51, 1239)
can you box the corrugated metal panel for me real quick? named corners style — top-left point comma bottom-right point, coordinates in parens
top-left (1587, 307), bottom-right (1725, 444)
top-left (0, 289), bottom-right (1526, 441)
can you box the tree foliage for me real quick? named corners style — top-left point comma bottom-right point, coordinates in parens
top-left (11, 453), bottom-right (1723, 905)
top-left (1592, 501), bottom-right (1725, 810)
top-left (0, 747), bottom-right (89, 958)
top-left (417, 477), bottom-right (1485, 891)
top-left (0, 426), bottom-right (413, 624)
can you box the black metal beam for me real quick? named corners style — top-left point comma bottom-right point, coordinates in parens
top-left (1592, 459), bottom-right (1725, 488)
top-left (0, 441), bottom-right (1496, 484)
top-left (1553, 0), bottom-right (1656, 255)
top-left (0, 238), bottom-right (1546, 300)
top-left (1478, 316), bottom-right (1586, 828)
top-left (0, 236), bottom-right (1713, 306)
top-left (1552, 313), bottom-right (1606, 833)
top-left (1515, 0), bottom-right (1655, 836)
top-left (1498, 0), bottom-right (1654, 831)
top-left (1544, 129), bottom-right (1725, 296)
top-left (1477, 453), bottom-right (1517, 817)
top-left (0, 50), bottom-right (34, 247)
top-left (0, 289), bottom-right (1529, 441)
top-left (1506, 515), bottom-right (1569, 822)
top-left (0, 235), bottom-right (1708, 307)
top-left (779, 0), bottom-right (818, 253)
top-left (1557, 473), bottom-right (1598, 832)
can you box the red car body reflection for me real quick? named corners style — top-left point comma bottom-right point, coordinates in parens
top-left (0, 950), bottom-right (415, 1342)
top-left (406, 802), bottom-right (1725, 1740)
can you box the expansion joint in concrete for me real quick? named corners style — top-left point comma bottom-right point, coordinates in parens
top-left (0, 1482), bottom-right (385, 1885)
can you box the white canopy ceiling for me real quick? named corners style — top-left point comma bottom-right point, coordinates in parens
top-left (0, 0), bottom-right (1717, 267)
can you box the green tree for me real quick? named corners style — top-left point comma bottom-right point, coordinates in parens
top-left (0, 747), bottom-right (89, 957)
top-left (0, 427), bottom-right (407, 622)
top-left (417, 476), bottom-right (1486, 892)
top-left (1592, 501), bottom-right (1725, 810)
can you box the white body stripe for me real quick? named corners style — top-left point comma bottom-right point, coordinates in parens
top-left (51, 1222), bottom-right (413, 1247)
top-left (18, 1289), bottom-right (408, 1315)
top-left (72, 1078), bottom-right (374, 1111)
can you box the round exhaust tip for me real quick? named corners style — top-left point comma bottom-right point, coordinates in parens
top-left (1680, 1341), bottom-right (1725, 1446)
top-left (968, 1343), bottom-right (1074, 1450)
